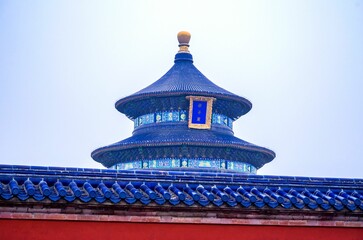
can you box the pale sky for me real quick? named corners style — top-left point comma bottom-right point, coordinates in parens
top-left (1, 1), bottom-right (362, 178)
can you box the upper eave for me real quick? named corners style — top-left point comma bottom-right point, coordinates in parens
top-left (115, 53), bottom-right (252, 120)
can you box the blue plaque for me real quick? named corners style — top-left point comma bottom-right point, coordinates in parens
top-left (191, 101), bottom-right (207, 124)
top-left (187, 96), bottom-right (215, 129)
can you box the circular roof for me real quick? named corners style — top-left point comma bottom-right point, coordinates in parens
top-left (116, 52), bottom-right (252, 119)
top-left (92, 124), bottom-right (275, 169)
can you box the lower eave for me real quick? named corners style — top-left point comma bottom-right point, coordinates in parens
top-left (91, 141), bottom-right (275, 168)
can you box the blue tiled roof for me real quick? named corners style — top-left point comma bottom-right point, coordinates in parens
top-left (93, 41), bottom-right (275, 171)
top-left (1, 165), bottom-right (362, 212)
top-left (91, 124), bottom-right (275, 168)
top-left (115, 53), bottom-right (252, 120)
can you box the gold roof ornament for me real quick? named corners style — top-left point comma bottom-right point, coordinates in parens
top-left (177, 31), bottom-right (191, 53)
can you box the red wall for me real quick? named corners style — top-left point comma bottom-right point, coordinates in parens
top-left (0, 219), bottom-right (362, 240)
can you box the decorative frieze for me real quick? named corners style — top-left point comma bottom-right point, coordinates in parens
top-left (110, 158), bottom-right (256, 173)
top-left (134, 110), bottom-right (233, 129)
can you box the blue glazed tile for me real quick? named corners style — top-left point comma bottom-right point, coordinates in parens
top-left (0, 165), bottom-right (15, 170)
top-left (222, 115), bottom-right (227, 125)
top-left (1, 164), bottom-right (363, 213)
top-left (144, 114), bottom-right (153, 124)
top-left (167, 171), bottom-right (185, 176)
top-left (155, 112), bottom-right (162, 123)
top-left (179, 110), bottom-right (187, 121)
top-left (30, 166), bottom-right (49, 170)
top-left (162, 112), bottom-right (169, 122)
top-left (199, 172), bottom-right (217, 178)
top-left (142, 161), bottom-right (148, 169)
top-left (279, 176), bottom-right (296, 181)
top-left (48, 166), bottom-right (66, 171)
top-left (157, 159), bottom-right (171, 168)
top-left (172, 111), bottom-right (179, 121)
top-left (181, 159), bottom-right (188, 167)
top-left (149, 160), bottom-right (157, 168)
top-left (14, 165), bottom-right (32, 170)
top-left (212, 114), bottom-right (217, 123)
top-left (100, 169), bottom-right (116, 173)
top-left (134, 119), bottom-right (138, 128)
top-left (227, 118), bottom-right (233, 128)
top-left (171, 159), bottom-right (180, 168)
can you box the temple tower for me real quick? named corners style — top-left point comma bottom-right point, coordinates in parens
top-left (91, 31), bottom-right (275, 174)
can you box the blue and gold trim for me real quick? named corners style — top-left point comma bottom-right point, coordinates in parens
top-left (110, 158), bottom-right (256, 174)
top-left (187, 96), bottom-right (215, 129)
top-left (134, 110), bottom-right (233, 129)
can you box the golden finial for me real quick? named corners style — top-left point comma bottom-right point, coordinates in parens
top-left (177, 31), bottom-right (191, 53)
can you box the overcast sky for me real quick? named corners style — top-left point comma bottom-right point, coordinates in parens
top-left (1, 1), bottom-right (362, 178)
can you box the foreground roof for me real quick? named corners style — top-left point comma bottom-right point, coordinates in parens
top-left (1, 165), bottom-right (362, 214)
